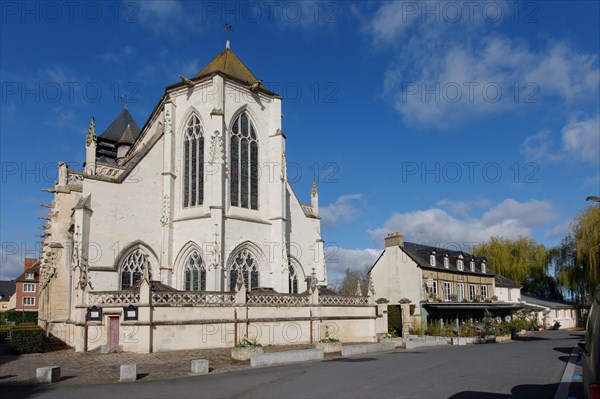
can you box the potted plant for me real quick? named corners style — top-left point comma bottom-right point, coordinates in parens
top-left (231, 336), bottom-right (264, 360)
top-left (378, 329), bottom-right (404, 347)
top-left (315, 326), bottom-right (342, 353)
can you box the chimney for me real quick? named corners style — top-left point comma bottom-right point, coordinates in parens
top-left (24, 258), bottom-right (37, 271)
top-left (384, 232), bottom-right (404, 248)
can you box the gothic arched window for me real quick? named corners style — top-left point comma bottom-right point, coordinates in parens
top-left (183, 115), bottom-right (204, 208)
top-left (230, 112), bottom-right (258, 210)
top-left (184, 250), bottom-right (206, 291)
top-left (120, 249), bottom-right (151, 289)
top-left (229, 249), bottom-right (259, 291)
top-left (288, 264), bottom-right (298, 294)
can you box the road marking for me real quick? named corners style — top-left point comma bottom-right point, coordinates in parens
top-left (554, 347), bottom-right (579, 399)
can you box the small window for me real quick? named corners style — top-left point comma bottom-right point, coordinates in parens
top-left (470, 260), bottom-right (475, 272)
top-left (430, 255), bottom-right (436, 267)
top-left (443, 282), bottom-right (451, 301)
top-left (443, 255), bottom-right (449, 269)
top-left (428, 280), bottom-right (438, 296)
top-left (508, 288), bottom-right (512, 301)
top-left (457, 259), bottom-right (463, 271)
top-left (23, 297), bottom-right (35, 306)
top-left (481, 285), bottom-right (488, 299)
top-left (23, 283), bottom-right (35, 292)
top-left (26, 273), bottom-right (34, 279)
top-left (481, 262), bottom-right (486, 273)
top-left (457, 283), bottom-right (464, 301)
top-left (469, 284), bottom-right (477, 301)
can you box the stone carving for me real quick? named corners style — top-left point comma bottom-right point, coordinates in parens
top-left (164, 108), bottom-right (172, 136)
top-left (71, 226), bottom-right (92, 290)
top-left (96, 164), bottom-right (123, 178)
top-left (209, 130), bottom-right (224, 165)
top-left (236, 265), bottom-right (245, 291)
top-left (85, 117), bottom-right (96, 146)
top-left (39, 245), bottom-right (58, 289)
top-left (160, 195), bottom-right (172, 227)
top-left (367, 274), bottom-right (376, 296)
top-left (281, 151), bottom-right (287, 181)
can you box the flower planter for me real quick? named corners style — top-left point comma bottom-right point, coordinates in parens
top-left (315, 341), bottom-right (342, 353)
top-left (231, 346), bottom-right (264, 361)
top-left (378, 337), bottom-right (404, 348)
top-left (495, 335), bottom-right (511, 343)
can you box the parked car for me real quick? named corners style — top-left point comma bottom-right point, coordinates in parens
top-left (582, 285), bottom-right (600, 399)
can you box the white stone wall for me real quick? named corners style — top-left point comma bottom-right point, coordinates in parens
top-left (369, 246), bottom-right (424, 309)
top-left (495, 286), bottom-right (522, 303)
top-left (78, 74), bottom-right (324, 294)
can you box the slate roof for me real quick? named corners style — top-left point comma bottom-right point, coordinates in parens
top-left (190, 48), bottom-right (277, 97)
top-left (16, 262), bottom-right (40, 283)
top-left (494, 275), bottom-right (522, 288)
top-left (0, 280), bottom-right (16, 301)
top-left (401, 242), bottom-right (493, 276)
top-left (521, 294), bottom-right (578, 309)
top-left (98, 109), bottom-right (141, 143)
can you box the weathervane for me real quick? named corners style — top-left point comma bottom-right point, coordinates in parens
top-left (120, 94), bottom-right (129, 110)
top-left (224, 23), bottom-right (233, 48)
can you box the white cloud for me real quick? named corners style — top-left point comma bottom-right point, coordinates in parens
top-left (561, 115), bottom-right (600, 164)
top-left (326, 247), bottom-right (380, 285)
top-left (137, 0), bottom-right (193, 34)
top-left (96, 47), bottom-right (135, 63)
top-left (368, 199), bottom-right (558, 249)
top-left (319, 194), bottom-right (364, 230)
top-left (436, 198), bottom-right (493, 217)
top-left (521, 115), bottom-right (599, 164)
top-left (544, 220), bottom-right (572, 239)
top-left (359, 2), bottom-right (600, 128)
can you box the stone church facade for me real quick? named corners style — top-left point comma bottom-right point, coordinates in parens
top-left (37, 45), bottom-right (386, 353)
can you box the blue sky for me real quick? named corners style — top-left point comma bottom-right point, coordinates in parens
top-left (1, 1), bottom-right (599, 283)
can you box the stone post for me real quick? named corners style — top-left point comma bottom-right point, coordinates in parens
top-left (400, 303), bottom-right (411, 338)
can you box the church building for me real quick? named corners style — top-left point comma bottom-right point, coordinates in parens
top-left (37, 44), bottom-right (383, 353)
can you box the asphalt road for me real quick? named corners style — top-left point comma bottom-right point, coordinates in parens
top-left (2, 330), bottom-right (583, 399)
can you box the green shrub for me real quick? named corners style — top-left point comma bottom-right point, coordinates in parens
top-left (3, 311), bottom-right (38, 324)
top-left (10, 324), bottom-right (43, 353)
top-left (495, 321), bottom-right (512, 336)
top-left (409, 319), bottom-right (424, 336)
top-left (459, 322), bottom-right (478, 337)
top-left (441, 324), bottom-right (455, 337)
top-left (426, 322), bottom-right (441, 336)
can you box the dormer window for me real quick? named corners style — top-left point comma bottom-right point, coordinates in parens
top-left (470, 260), bottom-right (475, 272)
top-left (457, 259), bottom-right (463, 271)
top-left (26, 273), bottom-right (34, 280)
top-left (443, 255), bottom-right (449, 269)
top-left (481, 261), bottom-right (486, 274)
top-left (430, 254), bottom-right (436, 267)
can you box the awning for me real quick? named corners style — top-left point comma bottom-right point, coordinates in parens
top-left (424, 302), bottom-right (523, 311)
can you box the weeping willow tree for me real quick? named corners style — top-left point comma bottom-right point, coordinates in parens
top-left (475, 236), bottom-right (557, 297)
top-left (552, 205), bottom-right (600, 300)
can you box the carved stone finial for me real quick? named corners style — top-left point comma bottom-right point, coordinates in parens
top-left (311, 179), bottom-right (318, 197)
top-left (355, 280), bottom-right (362, 296)
top-left (86, 117), bottom-right (96, 146)
top-left (367, 274), bottom-right (376, 297)
top-left (309, 268), bottom-right (318, 293)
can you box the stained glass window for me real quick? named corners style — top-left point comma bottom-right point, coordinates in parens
top-left (230, 112), bottom-right (258, 209)
top-left (229, 249), bottom-right (259, 291)
top-left (183, 115), bottom-right (204, 208)
top-left (120, 249), bottom-right (151, 289)
top-left (288, 265), bottom-right (298, 294)
top-left (184, 250), bottom-right (206, 291)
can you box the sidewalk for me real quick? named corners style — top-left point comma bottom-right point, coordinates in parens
top-left (0, 340), bottom-right (325, 386)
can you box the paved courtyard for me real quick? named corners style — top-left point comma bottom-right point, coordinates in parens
top-left (0, 339), bottom-right (320, 386)
top-left (0, 331), bottom-right (585, 398)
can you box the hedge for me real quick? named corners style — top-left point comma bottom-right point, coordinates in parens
top-left (3, 311), bottom-right (38, 324)
top-left (10, 323), bottom-right (43, 353)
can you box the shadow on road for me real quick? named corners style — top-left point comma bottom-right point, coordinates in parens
top-left (449, 382), bottom-right (559, 399)
top-left (328, 357), bottom-right (377, 363)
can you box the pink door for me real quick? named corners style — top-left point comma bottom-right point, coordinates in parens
top-left (109, 317), bottom-right (119, 350)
